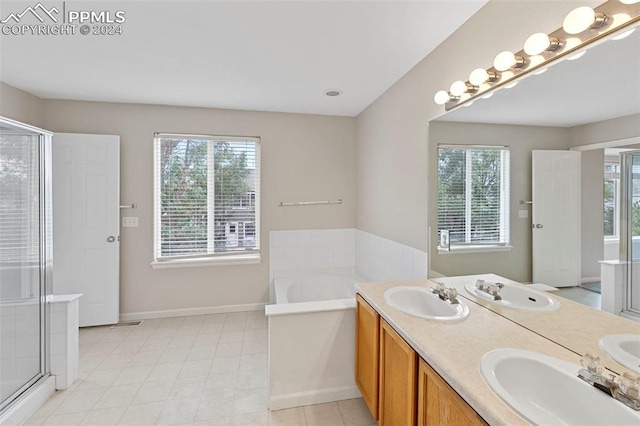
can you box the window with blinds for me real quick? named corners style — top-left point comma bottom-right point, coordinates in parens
top-left (0, 134), bottom-right (40, 267)
top-left (153, 133), bottom-right (260, 262)
top-left (437, 145), bottom-right (510, 249)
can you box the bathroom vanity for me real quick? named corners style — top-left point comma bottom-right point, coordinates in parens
top-left (355, 276), bottom-right (640, 425)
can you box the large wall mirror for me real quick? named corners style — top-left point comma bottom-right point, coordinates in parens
top-left (428, 20), bottom-right (640, 373)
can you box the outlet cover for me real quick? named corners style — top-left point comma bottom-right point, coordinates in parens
top-left (122, 217), bottom-right (139, 227)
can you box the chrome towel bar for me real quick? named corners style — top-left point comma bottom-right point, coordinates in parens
top-left (279, 199), bottom-right (342, 207)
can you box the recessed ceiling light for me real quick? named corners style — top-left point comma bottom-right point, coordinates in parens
top-left (325, 89), bottom-right (342, 97)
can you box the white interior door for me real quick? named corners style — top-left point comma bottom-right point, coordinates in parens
top-left (532, 150), bottom-right (581, 287)
top-left (53, 133), bottom-right (120, 326)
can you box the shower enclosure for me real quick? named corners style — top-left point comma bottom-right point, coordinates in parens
top-left (0, 117), bottom-right (52, 413)
top-left (620, 151), bottom-right (640, 318)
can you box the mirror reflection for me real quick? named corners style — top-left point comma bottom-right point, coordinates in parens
top-left (428, 25), bottom-right (640, 372)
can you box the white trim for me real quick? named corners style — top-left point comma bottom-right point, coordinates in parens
top-left (268, 386), bottom-right (361, 411)
top-left (151, 253), bottom-right (261, 269)
top-left (0, 376), bottom-right (55, 426)
top-left (119, 302), bottom-right (266, 322)
top-left (580, 276), bottom-right (600, 284)
top-left (438, 245), bottom-right (513, 255)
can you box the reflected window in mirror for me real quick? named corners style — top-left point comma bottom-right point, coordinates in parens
top-left (437, 145), bottom-right (510, 252)
top-left (604, 161), bottom-right (620, 239)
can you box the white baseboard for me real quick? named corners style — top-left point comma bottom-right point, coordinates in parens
top-left (580, 276), bottom-right (600, 284)
top-left (119, 303), bottom-right (267, 322)
top-left (268, 386), bottom-right (362, 411)
top-left (0, 376), bottom-right (55, 426)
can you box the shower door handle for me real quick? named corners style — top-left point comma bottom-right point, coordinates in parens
top-left (533, 224), bottom-right (544, 229)
top-left (106, 236), bottom-right (116, 243)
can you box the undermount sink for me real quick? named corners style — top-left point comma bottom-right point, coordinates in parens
top-left (465, 280), bottom-right (560, 312)
top-left (600, 334), bottom-right (640, 374)
top-left (384, 286), bottom-right (469, 321)
top-left (480, 348), bottom-right (640, 425)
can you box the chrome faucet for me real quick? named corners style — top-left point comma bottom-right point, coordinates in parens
top-left (475, 279), bottom-right (504, 301)
top-left (431, 282), bottom-right (459, 304)
top-left (577, 353), bottom-right (640, 411)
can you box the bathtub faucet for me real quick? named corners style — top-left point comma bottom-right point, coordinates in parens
top-left (431, 282), bottom-right (460, 304)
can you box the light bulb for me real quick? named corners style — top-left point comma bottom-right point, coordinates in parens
top-left (567, 51), bottom-right (587, 61)
top-left (434, 90), bottom-right (451, 105)
top-left (524, 33), bottom-right (562, 55)
top-left (620, 0), bottom-right (640, 4)
top-left (450, 81), bottom-right (468, 97)
top-left (469, 68), bottom-right (489, 86)
top-left (612, 28), bottom-right (636, 40)
top-left (563, 7), bottom-right (607, 35)
top-left (494, 51), bottom-right (516, 71)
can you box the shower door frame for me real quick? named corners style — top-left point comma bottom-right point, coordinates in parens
top-left (0, 116), bottom-right (53, 413)
top-left (619, 150), bottom-right (640, 319)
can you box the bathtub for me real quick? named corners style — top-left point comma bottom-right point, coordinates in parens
top-left (265, 271), bottom-right (363, 410)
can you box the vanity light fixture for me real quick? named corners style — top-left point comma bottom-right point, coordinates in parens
top-left (434, 90), bottom-right (456, 105)
top-left (469, 68), bottom-right (499, 86)
top-left (612, 27), bottom-right (636, 39)
top-left (563, 7), bottom-right (608, 34)
top-left (493, 51), bottom-right (527, 72)
top-left (524, 33), bottom-right (564, 55)
top-left (566, 51), bottom-right (587, 60)
top-left (450, 80), bottom-right (477, 96)
top-left (434, 0), bottom-right (640, 110)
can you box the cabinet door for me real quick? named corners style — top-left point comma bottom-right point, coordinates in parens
top-left (379, 319), bottom-right (417, 426)
top-left (355, 294), bottom-right (379, 419)
top-left (417, 358), bottom-right (486, 426)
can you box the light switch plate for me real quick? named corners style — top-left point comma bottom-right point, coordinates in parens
top-left (518, 210), bottom-right (529, 219)
top-left (122, 217), bottom-right (138, 227)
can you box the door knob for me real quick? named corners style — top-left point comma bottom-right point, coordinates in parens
top-left (535, 224), bottom-right (544, 229)
top-left (106, 236), bottom-right (116, 242)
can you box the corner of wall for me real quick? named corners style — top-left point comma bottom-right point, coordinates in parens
top-left (0, 82), bottom-right (45, 128)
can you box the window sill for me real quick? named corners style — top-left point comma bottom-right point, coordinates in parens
top-left (438, 245), bottom-right (513, 255)
top-left (151, 254), bottom-right (261, 269)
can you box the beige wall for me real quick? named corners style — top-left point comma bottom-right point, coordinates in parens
top-left (569, 113), bottom-right (640, 147)
top-left (42, 100), bottom-right (357, 316)
top-left (0, 82), bottom-right (44, 127)
top-left (428, 121), bottom-right (569, 281)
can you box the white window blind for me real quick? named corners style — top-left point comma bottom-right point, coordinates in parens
top-left (0, 134), bottom-right (40, 265)
top-left (437, 145), bottom-right (510, 248)
top-left (153, 133), bottom-right (260, 261)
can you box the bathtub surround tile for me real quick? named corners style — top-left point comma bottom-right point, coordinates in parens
top-left (27, 312), bottom-right (369, 426)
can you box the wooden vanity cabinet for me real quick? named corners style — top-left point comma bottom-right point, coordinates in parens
top-left (379, 319), bottom-right (417, 426)
top-left (417, 358), bottom-right (487, 426)
top-left (355, 294), bottom-right (379, 419)
top-left (356, 293), bottom-right (488, 426)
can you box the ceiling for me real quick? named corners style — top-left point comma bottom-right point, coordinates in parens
top-left (0, 0), bottom-right (488, 116)
top-left (439, 25), bottom-right (640, 127)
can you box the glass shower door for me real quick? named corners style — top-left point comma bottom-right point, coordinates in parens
top-left (621, 152), bottom-right (640, 317)
top-left (0, 121), bottom-right (49, 411)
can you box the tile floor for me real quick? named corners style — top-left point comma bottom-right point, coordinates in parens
top-left (25, 311), bottom-right (375, 425)
top-left (556, 286), bottom-right (601, 309)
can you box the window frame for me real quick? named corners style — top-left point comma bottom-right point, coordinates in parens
top-left (152, 132), bottom-right (261, 268)
top-left (604, 160), bottom-right (620, 240)
top-left (437, 144), bottom-right (511, 253)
